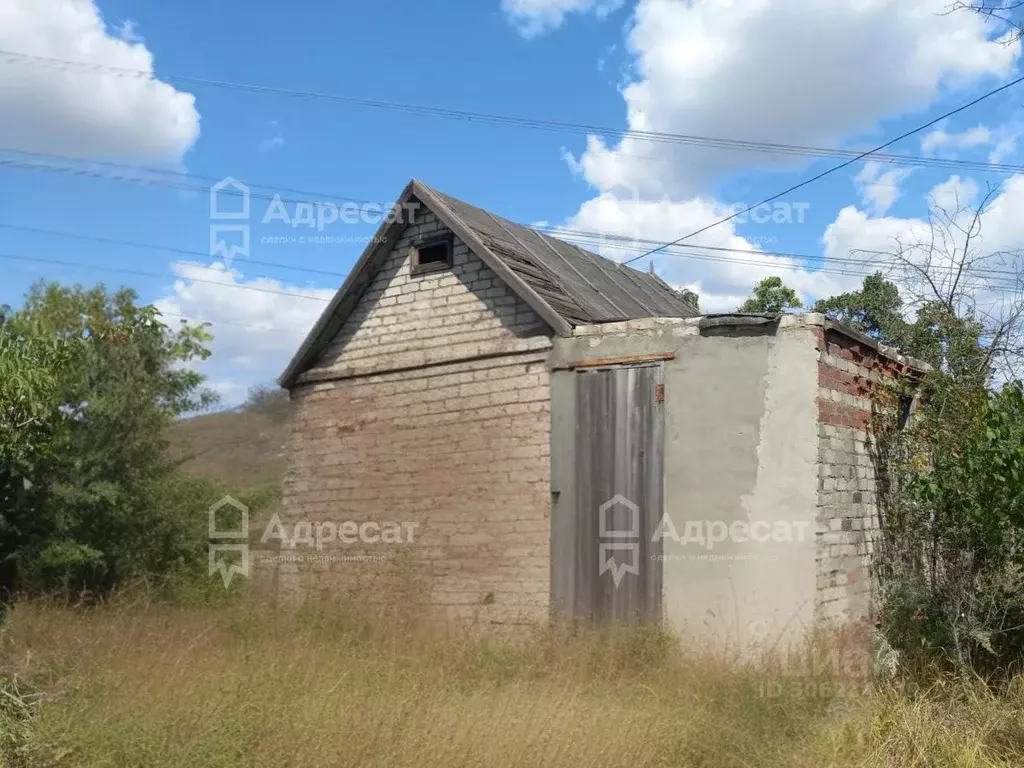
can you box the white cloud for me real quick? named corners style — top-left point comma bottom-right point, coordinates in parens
top-left (928, 174), bottom-right (980, 211)
top-left (560, 146), bottom-right (584, 178)
top-left (989, 131), bottom-right (1020, 163)
top-left (918, 120), bottom-right (1023, 164)
top-left (259, 119), bottom-right (284, 153)
top-left (0, 0), bottom-right (200, 162)
top-left (502, 0), bottom-right (626, 36)
top-left (154, 262), bottom-right (334, 407)
top-left (823, 176), bottom-right (1024, 349)
top-left (260, 135), bottom-right (285, 153)
top-left (921, 124), bottom-right (992, 155)
top-left (114, 18), bottom-right (143, 44)
top-left (553, 0), bottom-right (1020, 311)
top-left (854, 161), bottom-right (914, 216)
top-left (575, 0), bottom-right (1018, 199)
top-left (558, 192), bottom-right (865, 312)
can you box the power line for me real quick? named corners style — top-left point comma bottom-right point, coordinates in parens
top-left (6, 145), bottom-right (1021, 282)
top-left (555, 233), bottom-right (1022, 291)
top-left (4, 211), bottom-right (1018, 304)
top-left (538, 225), bottom-right (1024, 282)
top-left (0, 152), bottom-right (380, 211)
top-left (0, 146), bottom-right (378, 208)
top-left (0, 252), bottom-right (332, 302)
top-left (2, 238), bottom-right (1017, 333)
top-left (0, 153), bottom-right (938, 278)
top-left (8, 211), bottom-right (1020, 289)
top-left (3, 48), bottom-right (1024, 177)
top-left (4, 143), bottom-right (1022, 282)
top-left (158, 310), bottom-right (299, 333)
top-left (0, 223), bottom-right (353, 279)
top-left (623, 73), bottom-right (1024, 265)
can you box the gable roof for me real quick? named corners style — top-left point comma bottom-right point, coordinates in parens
top-left (279, 179), bottom-right (698, 388)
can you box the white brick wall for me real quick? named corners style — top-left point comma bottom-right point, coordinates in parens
top-left (312, 210), bottom-right (550, 379)
top-left (279, 210), bottom-right (554, 624)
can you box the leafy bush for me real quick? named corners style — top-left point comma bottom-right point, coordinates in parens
top-left (875, 376), bottom-right (1024, 679)
top-left (0, 282), bottom-right (223, 597)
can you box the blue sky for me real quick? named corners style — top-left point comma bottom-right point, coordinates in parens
top-left (2, 0), bottom-right (1023, 406)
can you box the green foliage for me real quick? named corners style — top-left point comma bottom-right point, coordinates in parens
top-left (0, 282), bottom-right (222, 596)
top-left (906, 380), bottom-right (1024, 572)
top-left (813, 270), bottom-right (1024, 677)
top-left (874, 376), bottom-right (1024, 677)
top-left (679, 288), bottom-right (700, 311)
top-left (0, 332), bottom-right (74, 496)
top-left (814, 272), bottom-right (907, 342)
top-left (738, 276), bottom-right (803, 314)
top-left (814, 272), bottom-right (990, 382)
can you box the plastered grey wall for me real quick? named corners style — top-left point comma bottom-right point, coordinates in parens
top-left (550, 316), bottom-right (820, 648)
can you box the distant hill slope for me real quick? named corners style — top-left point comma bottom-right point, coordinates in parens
top-left (169, 393), bottom-right (291, 493)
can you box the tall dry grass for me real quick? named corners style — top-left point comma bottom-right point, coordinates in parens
top-left (1, 592), bottom-right (1022, 767)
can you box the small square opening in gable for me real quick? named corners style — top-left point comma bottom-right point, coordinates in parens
top-left (410, 235), bottom-right (453, 274)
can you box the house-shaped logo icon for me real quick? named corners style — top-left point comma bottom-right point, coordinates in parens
top-left (210, 177), bottom-right (250, 220)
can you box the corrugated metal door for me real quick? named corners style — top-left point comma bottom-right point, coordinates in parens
top-left (573, 364), bottom-right (664, 623)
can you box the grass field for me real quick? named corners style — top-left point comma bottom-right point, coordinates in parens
top-left (2, 594), bottom-right (1023, 767)
top-left (6, 403), bottom-right (1005, 766)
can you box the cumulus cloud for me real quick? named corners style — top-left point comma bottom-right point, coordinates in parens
top-left (551, 0), bottom-right (1020, 310)
top-left (823, 175), bottom-right (1024, 336)
top-left (576, 0), bottom-right (1018, 199)
top-left (0, 0), bottom-right (200, 162)
top-left (557, 193), bottom-right (865, 312)
top-left (989, 128), bottom-right (1021, 163)
top-left (854, 161), bottom-right (914, 216)
top-left (153, 262), bottom-right (334, 407)
top-left (501, 0), bottom-right (626, 36)
top-left (921, 124), bottom-right (993, 156)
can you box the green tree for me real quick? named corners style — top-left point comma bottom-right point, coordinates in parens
top-left (1, 282), bottom-right (219, 594)
top-left (679, 289), bottom-right (699, 311)
top-left (815, 273), bottom-right (995, 385)
top-left (738, 276), bottom-right (803, 314)
top-left (814, 272), bottom-right (908, 342)
top-left (0, 330), bottom-right (79, 595)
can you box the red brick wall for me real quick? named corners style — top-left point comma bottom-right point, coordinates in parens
top-left (814, 326), bottom-right (918, 624)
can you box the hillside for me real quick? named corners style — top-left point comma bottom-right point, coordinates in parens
top-left (168, 392), bottom-right (291, 493)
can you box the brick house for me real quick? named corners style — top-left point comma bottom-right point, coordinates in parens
top-left (277, 180), bottom-right (926, 646)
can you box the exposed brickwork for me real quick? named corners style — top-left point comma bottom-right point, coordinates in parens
top-left (279, 210), bottom-right (554, 624)
top-left (814, 326), bottom-right (918, 624)
top-left (312, 209), bottom-right (549, 379)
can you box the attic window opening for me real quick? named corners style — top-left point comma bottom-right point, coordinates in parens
top-left (411, 235), bottom-right (453, 274)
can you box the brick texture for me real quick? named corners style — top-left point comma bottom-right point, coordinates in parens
top-left (279, 210), bottom-right (554, 624)
top-left (814, 327), bottom-right (917, 624)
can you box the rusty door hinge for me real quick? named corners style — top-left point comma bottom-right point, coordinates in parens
top-left (655, 384), bottom-right (665, 403)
